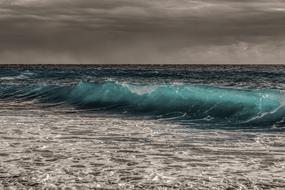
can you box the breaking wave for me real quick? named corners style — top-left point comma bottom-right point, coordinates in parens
top-left (1, 81), bottom-right (284, 128)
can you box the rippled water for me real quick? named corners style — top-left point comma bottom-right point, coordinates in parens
top-left (0, 65), bottom-right (285, 189)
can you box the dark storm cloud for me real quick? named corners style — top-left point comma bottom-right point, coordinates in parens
top-left (0, 0), bottom-right (285, 64)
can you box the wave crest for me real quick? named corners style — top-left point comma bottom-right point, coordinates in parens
top-left (1, 81), bottom-right (285, 127)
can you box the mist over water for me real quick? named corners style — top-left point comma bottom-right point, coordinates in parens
top-left (0, 65), bottom-right (285, 189)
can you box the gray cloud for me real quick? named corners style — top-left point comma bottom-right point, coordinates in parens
top-left (0, 0), bottom-right (285, 64)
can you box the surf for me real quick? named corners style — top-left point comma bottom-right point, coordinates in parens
top-left (1, 81), bottom-right (284, 127)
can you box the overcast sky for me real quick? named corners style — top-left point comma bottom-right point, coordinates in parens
top-left (0, 0), bottom-right (285, 64)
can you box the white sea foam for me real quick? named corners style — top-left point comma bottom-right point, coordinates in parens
top-left (126, 84), bottom-right (159, 95)
top-left (0, 71), bottom-right (36, 81)
top-left (0, 102), bottom-right (284, 189)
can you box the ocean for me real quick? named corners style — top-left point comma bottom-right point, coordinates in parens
top-left (0, 65), bottom-right (284, 189)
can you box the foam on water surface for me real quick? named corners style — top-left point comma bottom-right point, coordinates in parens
top-left (0, 102), bottom-right (284, 189)
top-left (0, 65), bottom-right (284, 189)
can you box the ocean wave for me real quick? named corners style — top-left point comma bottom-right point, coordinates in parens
top-left (0, 81), bottom-right (284, 127)
top-left (0, 71), bottom-right (36, 81)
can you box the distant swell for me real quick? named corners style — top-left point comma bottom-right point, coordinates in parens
top-left (1, 81), bottom-right (285, 127)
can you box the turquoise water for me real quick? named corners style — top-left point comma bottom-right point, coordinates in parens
top-left (0, 65), bottom-right (285, 189)
top-left (0, 65), bottom-right (284, 129)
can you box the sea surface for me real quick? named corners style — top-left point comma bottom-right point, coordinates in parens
top-left (0, 65), bottom-right (284, 189)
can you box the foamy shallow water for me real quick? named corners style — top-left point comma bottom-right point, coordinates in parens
top-left (0, 102), bottom-right (284, 189)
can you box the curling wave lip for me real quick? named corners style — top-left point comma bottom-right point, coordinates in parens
top-left (1, 81), bottom-right (284, 128)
